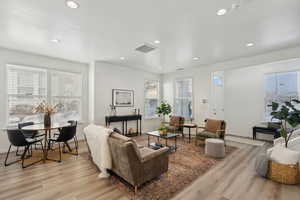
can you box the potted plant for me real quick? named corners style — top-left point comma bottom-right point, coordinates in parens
top-left (158, 124), bottom-right (167, 136)
top-left (156, 101), bottom-right (172, 122)
top-left (34, 100), bottom-right (63, 127)
top-left (269, 99), bottom-right (300, 148)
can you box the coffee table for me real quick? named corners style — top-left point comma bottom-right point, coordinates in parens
top-left (146, 131), bottom-right (180, 152)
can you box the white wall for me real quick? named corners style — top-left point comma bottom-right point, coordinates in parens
top-left (225, 59), bottom-right (300, 137)
top-left (0, 47), bottom-right (89, 153)
top-left (163, 45), bottom-right (300, 138)
top-left (93, 62), bottom-right (162, 132)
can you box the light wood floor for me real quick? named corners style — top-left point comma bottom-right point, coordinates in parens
top-left (0, 141), bottom-right (130, 200)
top-left (1, 139), bottom-right (299, 200)
top-left (172, 141), bottom-right (300, 200)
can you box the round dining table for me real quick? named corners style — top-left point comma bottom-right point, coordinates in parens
top-left (21, 122), bottom-right (71, 163)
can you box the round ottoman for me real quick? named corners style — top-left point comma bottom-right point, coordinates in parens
top-left (205, 138), bottom-right (225, 158)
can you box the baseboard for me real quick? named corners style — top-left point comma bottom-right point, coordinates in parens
top-left (226, 134), bottom-right (273, 143)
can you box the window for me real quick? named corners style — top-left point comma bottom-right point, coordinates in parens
top-left (265, 71), bottom-right (300, 121)
top-left (7, 65), bottom-right (83, 125)
top-left (7, 65), bottom-right (47, 124)
top-left (144, 80), bottom-right (159, 118)
top-left (51, 71), bottom-right (82, 122)
top-left (174, 78), bottom-right (193, 118)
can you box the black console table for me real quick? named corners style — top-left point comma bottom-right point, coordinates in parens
top-left (253, 122), bottom-right (281, 140)
top-left (105, 114), bottom-right (142, 136)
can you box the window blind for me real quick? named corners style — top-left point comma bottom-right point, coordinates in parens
top-left (265, 71), bottom-right (300, 121)
top-left (6, 65), bottom-right (83, 125)
top-left (174, 78), bottom-right (193, 119)
top-left (144, 80), bottom-right (159, 118)
top-left (51, 71), bottom-right (82, 122)
top-left (7, 65), bottom-right (47, 124)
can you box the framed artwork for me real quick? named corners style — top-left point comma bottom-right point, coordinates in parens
top-left (112, 89), bottom-right (134, 107)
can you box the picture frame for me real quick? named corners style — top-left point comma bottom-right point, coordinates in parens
top-left (112, 89), bottom-right (134, 107)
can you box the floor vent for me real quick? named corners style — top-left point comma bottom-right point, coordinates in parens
top-left (135, 43), bottom-right (156, 53)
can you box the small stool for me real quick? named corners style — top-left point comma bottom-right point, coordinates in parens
top-left (205, 138), bottom-right (225, 158)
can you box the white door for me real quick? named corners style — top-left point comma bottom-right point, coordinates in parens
top-left (210, 71), bottom-right (224, 120)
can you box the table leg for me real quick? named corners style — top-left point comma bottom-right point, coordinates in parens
top-left (122, 121), bottom-right (124, 135)
top-left (43, 129), bottom-right (48, 163)
top-left (253, 127), bottom-right (256, 140)
top-left (140, 120), bottom-right (142, 135)
top-left (136, 119), bottom-right (138, 135)
top-left (189, 128), bottom-right (191, 143)
top-left (148, 135), bottom-right (150, 147)
top-left (175, 136), bottom-right (177, 151)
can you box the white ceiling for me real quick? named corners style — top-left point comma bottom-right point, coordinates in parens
top-left (0, 0), bottom-right (300, 73)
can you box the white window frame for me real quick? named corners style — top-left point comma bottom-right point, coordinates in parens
top-left (144, 79), bottom-right (160, 119)
top-left (6, 64), bottom-right (83, 125)
top-left (264, 70), bottom-right (300, 121)
top-left (50, 70), bottom-right (83, 121)
top-left (173, 77), bottom-right (193, 119)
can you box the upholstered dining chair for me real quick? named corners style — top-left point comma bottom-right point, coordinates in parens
top-left (195, 119), bottom-right (226, 145)
top-left (5, 129), bottom-right (44, 168)
top-left (48, 125), bottom-right (78, 162)
top-left (17, 122), bottom-right (45, 156)
top-left (163, 116), bottom-right (185, 138)
top-left (52, 120), bottom-right (78, 153)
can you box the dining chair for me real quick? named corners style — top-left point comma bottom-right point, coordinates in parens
top-left (67, 120), bottom-right (78, 152)
top-left (47, 125), bottom-right (78, 162)
top-left (4, 129), bottom-right (44, 168)
top-left (18, 122), bottom-right (45, 155)
top-left (53, 120), bottom-right (78, 153)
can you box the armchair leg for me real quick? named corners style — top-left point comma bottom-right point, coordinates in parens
top-left (134, 186), bottom-right (138, 194)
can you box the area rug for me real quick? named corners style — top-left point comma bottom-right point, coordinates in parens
top-left (110, 136), bottom-right (238, 200)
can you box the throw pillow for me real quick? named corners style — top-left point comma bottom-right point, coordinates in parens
top-left (255, 153), bottom-right (270, 177)
top-left (270, 146), bottom-right (300, 165)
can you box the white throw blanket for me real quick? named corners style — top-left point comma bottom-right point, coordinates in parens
top-left (84, 124), bottom-right (113, 178)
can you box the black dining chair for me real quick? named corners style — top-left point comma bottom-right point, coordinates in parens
top-left (17, 122), bottom-right (45, 155)
top-left (67, 120), bottom-right (78, 152)
top-left (52, 120), bottom-right (78, 153)
top-left (4, 129), bottom-right (44, 168)
top-left (18, 122), bottom-right (45, 137)
top-left (47, 125), bottom-right (78, 162)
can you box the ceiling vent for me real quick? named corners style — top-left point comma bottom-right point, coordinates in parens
top-left (135, 43), bottom-right (156, 53)
top-left (176, 67), bottom-right (185, 71)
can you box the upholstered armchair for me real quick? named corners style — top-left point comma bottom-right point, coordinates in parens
top-left (195, 119), bottom-right (226, 145)
top-left (108, 133), bottom-right (169, 193)
top-left (163, 116), bottom-right (185, 137)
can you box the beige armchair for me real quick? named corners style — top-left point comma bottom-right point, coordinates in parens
top-left (195, 119), bottom-right (226, 145)
top-left (108, 133), bottom-right (169, 193)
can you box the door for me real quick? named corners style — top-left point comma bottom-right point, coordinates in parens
top-left (210, 71), bottom-right (224, 120)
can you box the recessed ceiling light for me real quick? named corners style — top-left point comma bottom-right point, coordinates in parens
top-left (217, 9), bottom-right (227, 16)
top-left (154, 40), bottom-right (160, 44)
top-left (51, 39), bottom-right (61, 43)
top-left (65, 0), bottom-right (80, 9)
top-left (246, 43), bottom-right (254, 47)
top-left (120, 57), bottom-right (125, 60)
top-left (193, 57), bottom-right (199, 60)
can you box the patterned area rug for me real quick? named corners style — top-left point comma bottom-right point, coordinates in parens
top-left (110, 136), bottom-right (238, 200)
